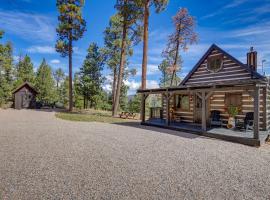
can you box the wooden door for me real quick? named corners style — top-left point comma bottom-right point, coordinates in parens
top-left (21, 92), bottom-right (31, 108)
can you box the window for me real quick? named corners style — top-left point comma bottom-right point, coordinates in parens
top-left (225, 93), bottom-right (242, 107)
top-left (175, 95), bottom-right (190, 111)
top-left (207, 55), bottom-right (223, 73)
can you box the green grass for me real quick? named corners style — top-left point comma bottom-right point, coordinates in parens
top-left (55, 110), bottom-right (138, 124)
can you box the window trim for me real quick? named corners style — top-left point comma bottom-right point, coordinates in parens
top-left (175, 94), bottom-right (190, 112)
top-left (207, 54), bottom-right (224, 73)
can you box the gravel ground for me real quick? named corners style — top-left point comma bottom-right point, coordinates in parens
top-left (0, 109), bottom-right (270, 200)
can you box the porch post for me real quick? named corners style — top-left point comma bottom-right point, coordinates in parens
top-left (201, 91), bottom-right (207, 131)
top-left (254, 86), bottom-right (260, 139)
top-left (142, 94), bottom-right (147, 123)
top-left (262, 87), bottom-right (267, 130)
top-left (166, 91), bottom-right (170, 126)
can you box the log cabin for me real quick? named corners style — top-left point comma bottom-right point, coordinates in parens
top-left (138, 44), bottom-right (270, 146)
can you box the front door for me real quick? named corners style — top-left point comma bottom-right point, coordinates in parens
top-left (195, 95), bottom-right (202, 123)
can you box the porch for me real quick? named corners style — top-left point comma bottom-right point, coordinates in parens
top-left (143, 118), bottom-right (269, 146)
top-left (138, 81), bottom-right (270, 146)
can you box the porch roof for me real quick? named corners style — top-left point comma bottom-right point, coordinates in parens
top-left (137, 79), bottom-right (267, 94)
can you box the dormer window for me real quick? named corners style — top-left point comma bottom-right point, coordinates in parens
top-left (207, 54), bottom-right (223, 73)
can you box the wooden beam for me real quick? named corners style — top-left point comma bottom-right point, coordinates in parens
top-left (262, 87), bottom-right (267, 130)
top-left (196, 92), bottom-right (202, 99)
top-left (142, 94), bottom-right (147, 123)
top-left (166, 91), bottom-right (170, 126)
top-left (201, 91), bottom-right (207, 131)
top-left (206, 91), bottom-right (214, 100)
top-left (254, 86), bottom-right (260, 139)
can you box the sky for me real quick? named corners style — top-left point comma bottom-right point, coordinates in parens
top-left (0, 0), bottom-right (270, 94)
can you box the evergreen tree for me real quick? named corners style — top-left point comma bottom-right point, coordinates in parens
top-left (128, 94), bottom-right (141, 113)
top-left (164, 8), bottom-right (197, 86)
top-left (78, 43), bottom-right (105, 109)
top-left (113, 0), bottom-right (143, 116)
top-left (55, 0), bottom-right (86, 111)
top-left (158, 59), bottom-right (171, 87)
top-left (74, 72), bottom-right (84, 109)
top-left (139, 0), bottom-right (168, 89)
top-left (103, 14), bottom-right (133, 111)
top-left (35, 59), bottom-right (56, 105)
top-left (53, 67), bottom-right (65, 103)
top-left (0, 32), bottom-right (14, 105)
top-left (54, 68), bottom-right (65, 90)
top-left (15, 55), bottom-right (35, 87)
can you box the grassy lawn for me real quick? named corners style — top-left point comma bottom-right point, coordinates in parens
top-left (55, 109), bottom-right (139, 124)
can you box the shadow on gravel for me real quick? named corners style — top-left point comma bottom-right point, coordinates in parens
top-left (113, 122), bottom-right (200, 139)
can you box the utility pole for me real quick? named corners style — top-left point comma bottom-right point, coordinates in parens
top-left (262, 59), bottom-right (266, 75)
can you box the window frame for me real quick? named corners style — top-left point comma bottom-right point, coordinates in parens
top-left (175, 94), bottom-right (190, 112)
top-left (207, 54), bottom-right (224, 73)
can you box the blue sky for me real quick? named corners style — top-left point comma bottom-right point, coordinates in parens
top-left (1, 0), bottom-right (270, 94)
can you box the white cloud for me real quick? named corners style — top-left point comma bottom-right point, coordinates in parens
top-left (50, 59), bottom-right (60, 64)
top-left (13, 55), bottom-right (20, 62)
top-left (27, 46), bottom-right (55, 54)
top-left (0, 10), bottom-right (55, 42)
top-left (202, 0), bottom-right (249, 19)
top-left (102, 84), bottom-right (112, 93)
top-left (223, 0), bottom-right (248, 9)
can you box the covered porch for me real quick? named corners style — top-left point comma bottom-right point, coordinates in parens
top-left (138, 81), bottom-right (270, 146)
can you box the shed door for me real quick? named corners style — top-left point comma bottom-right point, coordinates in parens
top-left (21, 92), bottom-right (32, 108)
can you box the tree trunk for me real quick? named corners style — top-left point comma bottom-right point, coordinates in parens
top-left (141, 0), bottom-right (150, 90)
top-left (111, 66), bottom-right (117, 114)
top-left (68, 33), bottom-right (73, 112)
top-left (112, 22), bottom-right (127, 117)
top-left (170, 25), bottom-right (181, 86)
top-left (140, 0), bottom-right (150, 120)
top-left (83, 96), bottom-right (86, 109)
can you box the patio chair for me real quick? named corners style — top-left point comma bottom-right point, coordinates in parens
top-left (244, 112), bottom-right (254, 131)
top-left (210, 110), bottom-right (222, 128)
top-left (235, 112), bottom-right (254, 131)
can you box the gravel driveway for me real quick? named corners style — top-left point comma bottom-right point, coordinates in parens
top-left (0, 109), bottom-right (270, 199)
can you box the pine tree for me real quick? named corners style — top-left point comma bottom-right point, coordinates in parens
top-left (139, 0), bottom-right (168, 89)
top-left (55, 0), bottom-right (86, 111)
top-left (128, 94), bottom-right (141, 113)
top-left (113, 0), bottom-right (143, 116)
top-left (0, 32), bottom-right (14, 105)
top-left (54, 68), bottom-right (65, 90)
top-left (164, 8), bottom-right (197, 86)
top-left (103, 14), bottom-right (133, 112)
top-left (35, 59), bottom-right (56, 105)
top-left (15, 55), bottom-right (35, 87)
top-left (78, 43), bottom-right (104, 109)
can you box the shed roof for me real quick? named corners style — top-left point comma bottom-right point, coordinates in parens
top-left (12, 82), bottom-right (38, 94)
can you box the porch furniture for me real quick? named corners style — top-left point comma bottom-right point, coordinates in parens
top-left (210, 110), bottom-right (222, 128)
top-left (244, 112), bottom-right (254, 131)
top-left (150, 107), bottom-right (163, 119)
top-left (235, 112), bottom-right (254, 131)
top-left (119, 112), bottom-right (136, 119)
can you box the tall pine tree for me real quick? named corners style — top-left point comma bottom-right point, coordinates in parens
top-left (78, 43), bottom-right (104, 109)
top-left (55, 0), bottom-right (86, 111)
top-left (15, 55), bottom-right (35, 87)
top-left (35, 59), bottom-right (56, 105)
top-left (0, 32), bottom-right (14, 105)
top-left (113, 0), bottom-right (143, 116)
